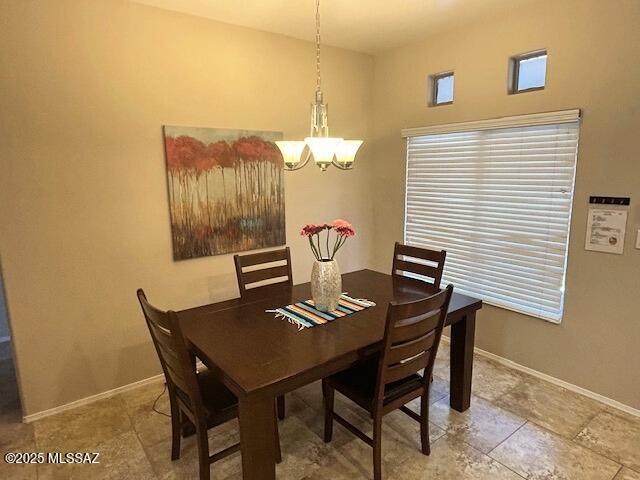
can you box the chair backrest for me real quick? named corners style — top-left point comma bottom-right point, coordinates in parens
top-left (234, 247), bottom-right (293, 297)
top-left (136, 289), bottom-right (204, 416)
top-left (374, 285), bottom-right (453, 408)
top-left (392, 242), bottom-right (446, 288)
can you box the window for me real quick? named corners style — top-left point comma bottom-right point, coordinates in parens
top-left (429, 72), bottom-right (454, 106)
top-left (402, 110), bottom-right (580, 323)
top-left (510, 50), bottom-right (547, 93)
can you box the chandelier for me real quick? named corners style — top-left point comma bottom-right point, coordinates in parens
top-left (276, 0), bottom-right (363, 172)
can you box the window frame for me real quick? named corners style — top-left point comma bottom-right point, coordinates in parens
top-left (428, 71), bottom-right (455, 107)
top-left (509, 49), bottom-right (547, 94)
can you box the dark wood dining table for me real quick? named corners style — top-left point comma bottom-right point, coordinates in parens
top-left (178, 269), bottom-right (482, 480)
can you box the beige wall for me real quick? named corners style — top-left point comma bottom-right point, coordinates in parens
top-left (0, 0), bottom-right (374, 415)
top-left (370, 0), bottom-right (640, 408)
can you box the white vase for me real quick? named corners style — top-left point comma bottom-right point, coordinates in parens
top-left (311, 259), bottom-right (342, 312)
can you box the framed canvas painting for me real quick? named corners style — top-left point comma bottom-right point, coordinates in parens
top-left (163, 126), bottom-right (285, 260)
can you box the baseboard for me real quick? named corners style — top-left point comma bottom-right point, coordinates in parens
top-left (440, 336), bottom-right (640, 418)
top-left (23, 360), bottom-right (207, 423)
top-left (23, 373), bottom-right (165, 423)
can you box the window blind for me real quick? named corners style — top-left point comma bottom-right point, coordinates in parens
top-left (403, 112), bottom-right (580, 322)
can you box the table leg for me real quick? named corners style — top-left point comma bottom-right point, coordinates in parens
top-left (449, 312), bottom-right (476, 412)
top-left (239, 392), bottom-right (276, 480)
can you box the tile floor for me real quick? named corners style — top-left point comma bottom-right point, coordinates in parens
top-left (1, 348), bottom-right (639, 480)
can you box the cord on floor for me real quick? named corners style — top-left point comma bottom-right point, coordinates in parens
top-left (152, 383), bottom-right (171, 418)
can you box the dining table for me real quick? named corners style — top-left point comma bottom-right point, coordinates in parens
top-left (178, 269), bottom-right (482, 480)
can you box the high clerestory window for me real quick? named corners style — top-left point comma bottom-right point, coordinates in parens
top-left (510, 50), bottom-right (547, 93)
top-left (429, 71), bottom-right (454, 106)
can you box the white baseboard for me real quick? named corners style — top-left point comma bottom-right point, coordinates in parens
top-left (23, 360), bottom-right (207, 423)
top-left (23, 374), bottom-right (165, 423)
top-left (440, 336), bottom-right (640, 418)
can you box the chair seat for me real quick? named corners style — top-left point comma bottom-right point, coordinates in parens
top-left (326, 357), bottom-right (424, 412)
top-left (176, 369), bottom-right (238, 425)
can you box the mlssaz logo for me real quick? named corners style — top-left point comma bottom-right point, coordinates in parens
top-left (47, 452), bottom-right (100, 464)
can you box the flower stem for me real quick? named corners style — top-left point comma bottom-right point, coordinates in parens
top-left (308, 236), bottom-right (320, 260)
top-left (314, 233), bottom-right (323, 260)
top-left (333, 236), bottom-right (347, 259)
top-left (331, 235), bottom-right (339, 259)
top-left (326, 229), bottom-right (330, 261)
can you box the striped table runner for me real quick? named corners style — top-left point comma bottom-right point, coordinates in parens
top-left (268, 294), bottom-right (376, 330)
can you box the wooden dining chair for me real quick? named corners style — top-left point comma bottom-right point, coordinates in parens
top-left (234, 247), bottom-right (292, 420)
top-left (137, 289), bottom-right (281, 480)
top-left (392, 242), bottom-right (447, 288)
top-left (234, 247), bottom-right (293, 297)
top-left (322, 285), bottom-right (453, 480)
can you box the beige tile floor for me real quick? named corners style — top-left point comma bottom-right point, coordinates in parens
top-left (1, 349), bottom-right (639, 480)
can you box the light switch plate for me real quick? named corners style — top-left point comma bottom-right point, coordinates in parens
top-left (636, 229), bottom-right (640, 249)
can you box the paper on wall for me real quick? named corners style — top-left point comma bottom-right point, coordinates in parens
top-left (585, 208), bottom-right (627, 254)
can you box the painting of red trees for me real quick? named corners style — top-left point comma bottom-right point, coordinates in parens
top-left (163, 126), bottom-right (285, 260)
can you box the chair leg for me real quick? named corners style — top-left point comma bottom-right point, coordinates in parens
top-left (420, 392), bottom-right (431, 456)
top-left (274, 404), bottom-right (282, 464)
top-left (195, 422), bottom-right (211, 480)
top-left (170, 404), bottom-right (182, 460)
top-left (322, 380), bottom-right (334, 443)
top-left (373, 414), bottom-right (383, 480)
top-left (277, 395), bottom-right (286, 420)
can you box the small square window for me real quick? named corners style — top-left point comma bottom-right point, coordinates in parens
top-left (510, 50), bottom-right (547, 93)
top-left (429, 72), bottom-right (454, 106)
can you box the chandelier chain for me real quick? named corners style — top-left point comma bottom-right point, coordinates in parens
top-left (315, 0), bottom-right (321, 92)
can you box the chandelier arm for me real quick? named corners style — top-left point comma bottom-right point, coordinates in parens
top-left (331, 157), bottom-right (355, 170)
top-left (284, 148), bottom-right (312, 171)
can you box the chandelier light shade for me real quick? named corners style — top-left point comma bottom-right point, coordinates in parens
top-left (275, 141), bottom-right (308, 170)
top-left (333, 140), bottom-right (363, 170)
top-left (304, 137), bottom-right (344, 171)
top-left (276, 0), bottom-right (363, 172)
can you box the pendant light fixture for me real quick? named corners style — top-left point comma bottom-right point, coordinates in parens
top-left (276, 0), bottom-right (363, 172)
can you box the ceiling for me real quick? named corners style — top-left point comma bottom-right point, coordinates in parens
top-left (133, 0), bottom-right (535, 54)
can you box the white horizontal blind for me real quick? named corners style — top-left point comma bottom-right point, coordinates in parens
top-left (404, 118), bottom-right (579, 322)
